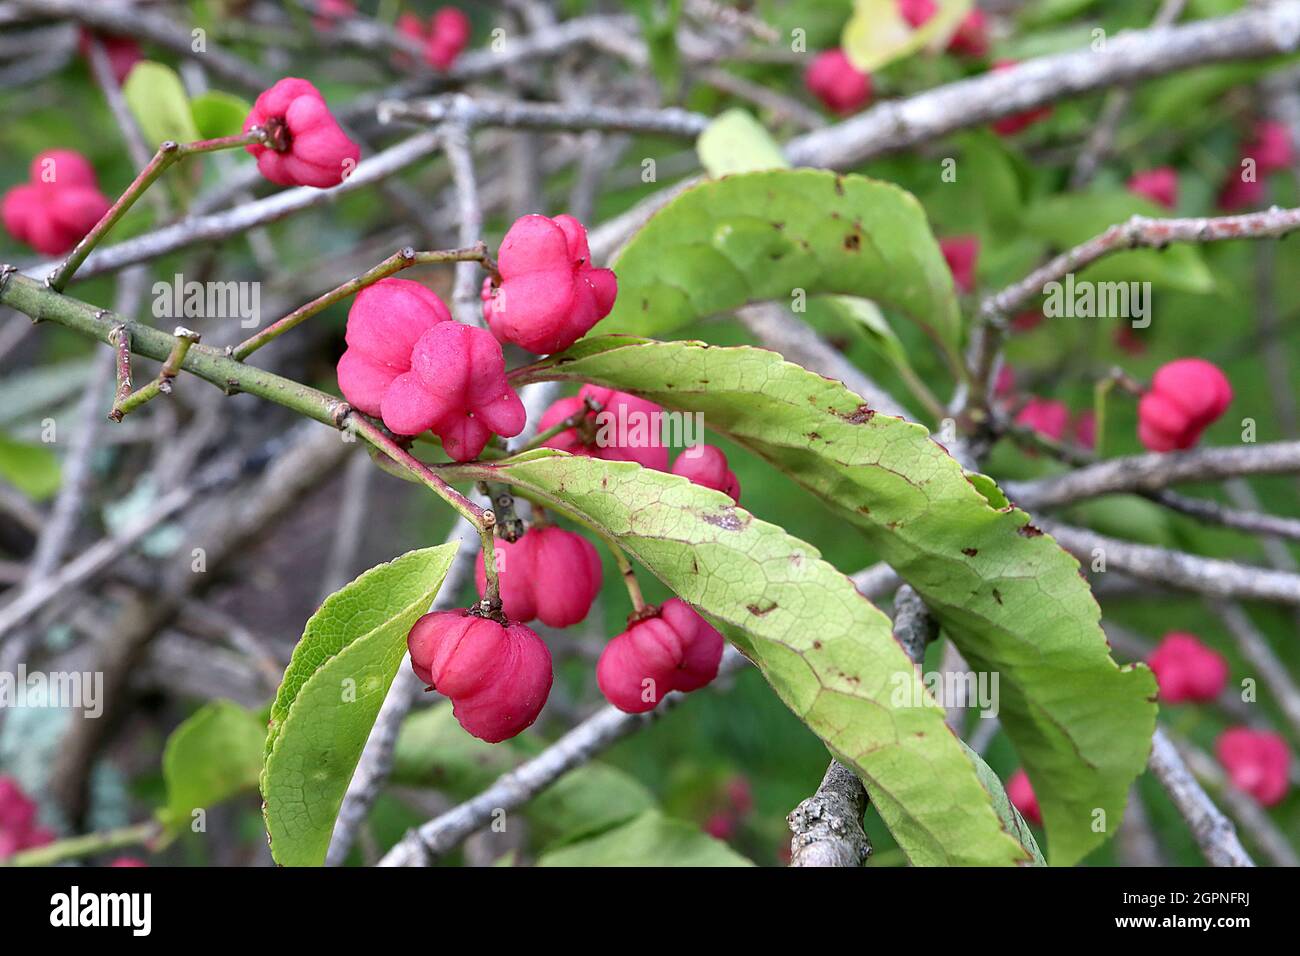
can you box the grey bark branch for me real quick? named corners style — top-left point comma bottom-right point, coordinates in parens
top-left (1148, 729), bottom-right (1254, 867)
top-left (1002, 441), bottom-right (1300, 508)
top-left (1041, 520), bottom-right (1300, 606)
top-left (787, 761), bottom-right (871, 867)
top-left (379, 93), bottom-right (710, 138)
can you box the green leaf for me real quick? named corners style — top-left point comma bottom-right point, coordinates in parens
top-left (262, 544), bottom-right (459, 866)
top-left (471, 449), bottom-right (1031, 865)
top-left (530, 763), bottom-right (656, 848)
top-left (0, 432), bottom-right (61, 500)
top-left (122, 61), bottom-right (201, 147)
top-left (536, 809), bottom-right (753, 866)
top-left (843, 0), bottom-right (971, 72)
top-left (390, 701), bottom-right (518, 793)
top-left (189, 91), bottom-right (252, 140)
top-left (601, 170), bottom-right (961, 364)
top-left (514, 338), bottom-right (1158, 866)
top-left (1024, 190), bottom-right (1214, 293)
top-left (160, 700), bottom-right (265, 833)
top-left (696, 109), bottom-right (790, 178)
top-left (962, 741), bottom-right (1045, 866)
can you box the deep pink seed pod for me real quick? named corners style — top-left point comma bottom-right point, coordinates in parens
top-left (1, 149), bottom-right (110, 256)
top-left (0, 776), bottom-right (55, 860)
top-left (1014, 398), bottom-right (1070, 443)
top-left (473, 527), bottom-right (603, 628)
top-left (1127, 167), bottom-right (1178, 210)
top-left (939, 236), bottom-right (979, 294)
top-left (1216, 728), bottom-right (1291, 807)
top-left (482, 213), bottom-right (618, 354)
top-left (1137, 358), bottom-right (1232, 452)
top-left (539, 385), bottom-right (669, 472)
top-left (1147, 632), bottom-right (1228, 704)
top-left (426, 7), bottom-right (472, 70)
top-left (1006, 769), bottom-right (1041, 826)
top-left (407, 610), bottom-right (552, 743)
top-left (671, 445), bottom-right (740, 503)
top-left (804, 49), bottom-right (872, 115)
top-left (244, 77), bottom-right (361, 188)
top-left (596, 598), bottom-right (724, 713)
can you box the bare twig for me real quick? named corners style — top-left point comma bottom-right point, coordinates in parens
top-left (379, 93), bottom-right (710, 138)
top-left (787, 761), bottom-right (871, 867)
top-left (1002, 441), bottom-right (1300, 509)
top-left (1040, 519), bottom-right (1300, 606)
top-left (1212, 600), bottom-right (1300, 739)
top-left (1147, 728), bottom-right (1254, 867)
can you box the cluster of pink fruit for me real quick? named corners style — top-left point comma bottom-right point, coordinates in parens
top-left (0, 776), bottom-right (54, 860)
top-left (335, 212), bottom-right (742, 743)
top-left (1010, 632), bottom-right (1292, 824)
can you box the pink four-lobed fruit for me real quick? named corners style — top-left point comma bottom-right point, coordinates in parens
top-left (1006, 768), bottom-right (1042, 826)
top-left (474, 526), bottom-right (603, 628)
top-left (481, 213), bottom-right (618, 354)
top-left (540, 385), bottom-right (670, 472)
top-left (244, 78), bottom-right (361, 188)
top-left (2, 149), bottom-right (111, 256)
top-left (671, 445), bottom-right (741, 503)
top-left (0, 776), bottom-right (54, 861)
top-left (596, 599), bottom-right (724, 713)
top-left (1014, 398), bottom-right (1070, 442)
top-left (1136, 358), bottom-right (1233, 452)
top-left (1216, 728), bottom-right (1290, 807)
top-left (1127, 167), bottom-right (1178, 210)
top-left (939, 236), bottom-right (979, 293)
top-left (1243, 120), bottom-right (1295, 175)
top-left (805, 49), bottom-right (872, 115)
top-left (407, 609), bottom-right (553, 742)
top-left (1147, 632), bottom-right (1228, 704)
top-left (336, 277), bottom-right (525, 461)
top-left (426, 7), bottom-right (472, 70)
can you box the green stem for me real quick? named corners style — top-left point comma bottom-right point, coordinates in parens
top-left (3, 820), bottom-right (162, 867)
top-left (47, 129), bottom-right (268, 291)
top-left (231, 243), bottom-right (490, 360)
top-left (1093, 377), bottom-right (1114, 460)
top-left (110, 327), bottom-right (201, 421)
top-left (2, 270), bottom-right (349, 426)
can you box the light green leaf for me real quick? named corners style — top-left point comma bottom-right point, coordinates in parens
top-left (1024, 190), bottom-right (1214, 293)
top-left (963, 741), bottom-right (1045, 865)
top-left (160, 700), bottom-right (264, 833)
top-left (465, 449), bottom-right (1031, 865)
top-left (0, 432), bottom-right (61, 500)
top-left (536, 809), bottom-right (753, 866)
top-left (530, 763), bottom-right (656, 849)
top-left (262, 544), bottom-right (458, 866)
top-left (843, 0), bottom-right (971, 72)
top-left (602, 170), bottom-right (961, 364)
top-left (514, 337), bottom-right (1157, 866)
top-left (122, 61), bottom-right (201, 147)
top-left (696, 109), bottom-right (790, 178)
top-left (189, 91), bottom-right (252, 140)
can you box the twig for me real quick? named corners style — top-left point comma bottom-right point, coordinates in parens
top-left (379, 93), bottom-right (710, 138)
top-left (2, 820), bottom-right (162, 867)
top-left (1039, 519), bottom-right (1300, 606)
top-left (1212, 600), bottom-right (1300, 740)
top-left (377, 646), bottom-right (749, 866)
top-left (1070, 0), bottom-right (1188, 188)
top-left (1002, 441), bottom-right (1300, 509)
top-left (1147, 728), bottom-right (1254, 867)
top-left (109, 326), bottom-right (201, 421)
top-left (439, 123), bottom-right (488, 327)
top-left (787, 761), bottom-right (871, 867)
top-left (317, 451), bottom-right (374, 600)
top-left (1149, 489), bottom-right (1300, 542)
top-left (231, 244), bottom-right (489, 359)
